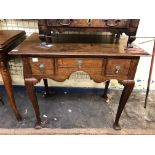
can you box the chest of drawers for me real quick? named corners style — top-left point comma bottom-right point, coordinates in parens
top-left (38, 19), bottom-right (140, 48)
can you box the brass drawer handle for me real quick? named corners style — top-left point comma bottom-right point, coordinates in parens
top-left (39, 64), bottom-right (45, 73)
top-left (57, 19), bottom-right (72, 26)
top-left (104, 20), bottom-right (121, 27)
top-left (115, 65), bottom-right (121, 74)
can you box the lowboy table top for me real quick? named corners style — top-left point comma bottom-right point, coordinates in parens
top-left (9, 33), bottom-right (149, 57)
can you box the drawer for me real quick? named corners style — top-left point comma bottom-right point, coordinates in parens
top-left (105, 59), bottom-right (131, 76)
top-left (57, 58), bottom-right (103, 68)
top-left (100, 19), bottom-right (130, 28)
top-left (29, 58), bottom-right (54, 75)
top-left (47, 19), bottom-right (130, 28)
top-left (47, 19), bottom-right (88, 27)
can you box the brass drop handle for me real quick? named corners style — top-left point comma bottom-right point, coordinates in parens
top-left (115, 65), bottom-right (121, 74)
top-left (39, 64), bottom-right (45, 73)
top-left (104, 20), bottom-right (121, 27)
top-left (57, 19), bottom-right (71, 26)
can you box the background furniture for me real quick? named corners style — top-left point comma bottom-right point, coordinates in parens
top-left (38, 19), bottom-right (140, 48)
top-left (0, 30), bottom-right (26, 121)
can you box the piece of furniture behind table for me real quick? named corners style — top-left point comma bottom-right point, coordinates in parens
top-left (38, 19), bottom-right (140, 48)
top-left (0, 30), bottom-right (26, 121)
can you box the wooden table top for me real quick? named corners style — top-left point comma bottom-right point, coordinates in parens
top-left (10, 33), bottom-right (150, 57)
top-left (0, 30), bottom-right (26, 50)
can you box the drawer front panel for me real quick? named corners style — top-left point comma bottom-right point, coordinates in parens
top-left (57, 58), bottom-right (103, 68)
top-left (47, 19), bottom-right (130, 28)
top-left (57, 58), bottom-right (103, 75)
top-left (92, 19), bottom-right (130, 28)
top-left (47, 19), bottom-right (88, 27)
top-left (29, 58), bottom-right (54, 75)
top-left (105, 59), bottom-right (131, 76)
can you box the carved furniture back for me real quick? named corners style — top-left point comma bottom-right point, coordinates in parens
top-left (38, 19), bottom-right (140, 48)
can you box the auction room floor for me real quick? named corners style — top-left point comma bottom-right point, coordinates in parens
top-left (0, 86), bottom-right (155, 134)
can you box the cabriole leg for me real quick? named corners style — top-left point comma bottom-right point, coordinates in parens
top-left (25, 78), bottom-right (41, 129)
top-left (114, 80), bottom-right (135, 130)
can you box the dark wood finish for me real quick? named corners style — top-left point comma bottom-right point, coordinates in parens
top-left (43, 78), bottom-right (56, 97)
top-left (29, 58), bottom-right (54, 75)
top-left (25, 78), bottom-right (41, 129)
top-left (0, 57), bottom-right (22, 121)
top-left (144, 40), bottom-right (155, 108)
top-left (43, 78), bottom-right (49, 96)
top-left (114, 80), bottom-right (135, 130)
top-left (10, 32), bottom-right (149, 129)
top-left (38, 19), bottom-right (140, 48)
top-left (102, 80), bottom-right (110, 103)
top-left (0, 30), bottom-right (26, 121)
top-left (10, 33), bottom-right (148, 57)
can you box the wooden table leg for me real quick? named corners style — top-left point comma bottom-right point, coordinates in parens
top-left (0, 95), bottom-right (4, 105)
top-left (114, 80), bottom-right (135, 130)
top-left (43, 79), bottom-right (49, 96)
top-left (102, 80), bottom-right (110, 103)
top-left (25, 78), bottom-right (42, 129)
top-left (0, 61), bottom-right (22, 121)
top-left (43, 78), bottom-right (56, 97)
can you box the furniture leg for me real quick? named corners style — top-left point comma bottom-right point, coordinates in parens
top-left (102, 80), bottom-right (110, 103)
top-left (0, 61), bottom-right (22, 121)
top-left (43, 78), bottom-right (49, 96)
top-left (43, 78), bottom-right (56, 97)
top-left (114, 80), bottom-right (135, 130)
top-left (0, 95), bottom-right (4, 105)
top-left (25, 78), bottom-right (42, 129)
top-left (127, 36), bottom-right (136, 48)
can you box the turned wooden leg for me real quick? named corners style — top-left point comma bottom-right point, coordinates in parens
top-left (114, 80), bottom-right (135, 130)
top-left (25, 78), bottom-right (41, 129)
top-left (102, 80), bottom-right (110, 103)
top-left (0, 62), bottom-right (22, 121)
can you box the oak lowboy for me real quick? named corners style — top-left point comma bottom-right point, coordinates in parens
top-left (10, 32), bottom-right (149, 130)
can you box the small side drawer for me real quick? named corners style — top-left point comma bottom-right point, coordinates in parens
top-left (29, 58), bottom-right (54, 75)
top-left (58, 58), bottom-right (103, 68)
top-left (105, 59), bottom-right (131, 76)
